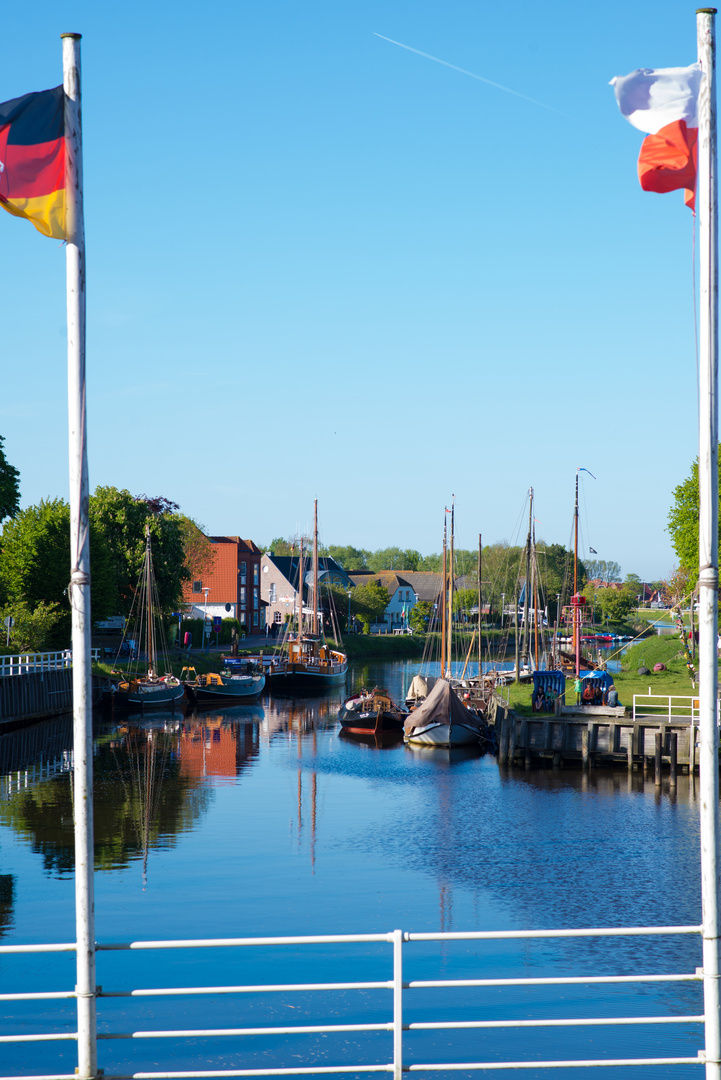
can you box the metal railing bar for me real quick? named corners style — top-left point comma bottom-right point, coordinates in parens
top-left (0, 1074), bottom-right (78, 1080)
top-left (0, 943), bottom-right (76, 954)
top-left (100, 1023), bottom-right (392, 1040)
top-left (99, 934), bottom-right (393, 951)
top-left (408, 1014), bottom-right (705, 1029)
top-left (100, 981), bottom-right (392, 997)
top-left (405, 925), bottom-right (702, 941)
top-left (0, 991), bottom-right (77, 1000)
top-left (0, 1033), bottom-right (77, 1043)
top-left (406, 1057), bottom-right (704, 1070)
top-left (408, 972), bottom-right (701, 988)
top-left (106, 1067), bottom-right (392, 1078)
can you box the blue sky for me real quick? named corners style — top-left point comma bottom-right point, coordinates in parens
top-left (0, 1), bottom-right (706, 580)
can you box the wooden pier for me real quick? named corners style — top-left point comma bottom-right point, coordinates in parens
top-left (493, 703), bottom-right (697, 775)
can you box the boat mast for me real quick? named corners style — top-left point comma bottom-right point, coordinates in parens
top-left (477, 533), bottom-right (482, 678)
top-left (532, 516), bottom-right (539, 671)
top-left (447, 498), bottom-right (455, 677)
top-left (521, 488), bottom-right (532, 669)
top-left (440, 515), bottom-right (447, 679)
top-left (145, 525), bottom-right (156, 677)
top-left (574, 470), bottom-right (580, 679)
top-left (298, 537), bottom-right (304, 636)
top-left (312, 500), bottom-right (319, 636)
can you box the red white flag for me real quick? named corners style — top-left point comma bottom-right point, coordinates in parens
top-left (610, 64), bottom-right (703, 210)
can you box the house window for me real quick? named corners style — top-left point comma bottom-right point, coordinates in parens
top-left (269, 583), bottom-right (277, 603)
top-left (253, 564), bottom-right (259, 584)
top-left (253, 588), bottom-right (259, 609)
top-left (193, 581), bottom-right (203, 593)
top-left (274, 611), bottom-right (283, 623)
top-left (253, 612), bottom-right (259, 627)
top-left (240, 587), bottom-right (246, 604)
top-left (239, 561), bottom-right (247, 583)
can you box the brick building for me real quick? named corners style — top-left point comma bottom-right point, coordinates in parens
top-left (183, 537), bottom-right (264, 633)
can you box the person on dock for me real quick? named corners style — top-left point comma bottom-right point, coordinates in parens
top-left (582, 682), bottom-right (595, 706)
top-left (606, 684), bottom-right (619, 707)
top-left (574, 675), bottom-right (582, 704)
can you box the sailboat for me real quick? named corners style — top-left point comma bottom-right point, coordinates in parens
top-left (266, 501), bottom-right (348, 691)
top-left (111, 526), bottom-right (185, 709)
top-left (404, 503), bottom-right (487, 747)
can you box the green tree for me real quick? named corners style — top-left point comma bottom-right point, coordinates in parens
top-left (351, 582), bottom-right (389, 634)
top-left (89, 487), bottom-right (187, 616)
top-left (453, 587), bottom-right (477, 619)
top-left (0, 436), bottom-right (20, 521)
top-left (176, 516), bottom-right (216, 585)
top-left (585, 559), bottom-right (622, 582)
top-left (596, 586), bottom-right (634, 624)
top-left (668, 452), bottom-right (721, 577)
top-left (366, 547), bottom-right (421, 572)
top-left (409, 600), bottom-right (433, 633)
top-left (326, 545), bottom-right (369, 570)
top-left (0, 600), bottom-right (62, 652)
top-left (0, 498), bottom-right (116, 647)
top-left (269, 536), bottom-right (294, 555)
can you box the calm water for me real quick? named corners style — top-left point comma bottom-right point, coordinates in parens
top-left (0, 661), bottom-right (706, 1078)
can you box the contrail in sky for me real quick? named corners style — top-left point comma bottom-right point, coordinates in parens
top-left (373, 33), bottom-right (565, 116)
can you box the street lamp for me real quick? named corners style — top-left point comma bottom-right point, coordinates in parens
top-left (203, 587), bottom-right (210, 652)
top-left (501, 593), bottom-right (505, 628)
top-left (346, 589), bottom-right (352, 632)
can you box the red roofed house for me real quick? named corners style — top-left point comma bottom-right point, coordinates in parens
top-left (183, 537), bottom-right (264, 633)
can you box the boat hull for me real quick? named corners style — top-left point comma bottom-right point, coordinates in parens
top-left (338, 707), bottom-right (405, 734)
top-left (113, 681), bottom-right (185, 709)
top-left (404, 722), bottom-right (482, 747)
top-left (267, 662), bottom-right (348, 691)
top-left (187, 674), bottom-right (266, 702)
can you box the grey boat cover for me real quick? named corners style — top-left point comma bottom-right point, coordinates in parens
top-left (404, 677), bottom-right (482, 736)
top-left (406, 674), bottom-right (438, 701)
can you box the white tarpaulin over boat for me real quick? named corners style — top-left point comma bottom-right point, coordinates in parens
top-left (404, 677), bottom-right (482, 736)
top-left (406, 674), bottom-right (437, 701)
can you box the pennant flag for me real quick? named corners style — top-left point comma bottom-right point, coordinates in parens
top-left (0, 86), bottom-right (66, 239)
top-left (610, 64), bottom-right (703, 210)
top-left (590, 547), bottom-right (598, 554)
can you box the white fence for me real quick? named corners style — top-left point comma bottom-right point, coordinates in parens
top-left (0, 649), bottom-right (100, 677)
top-left (633, 693), bottom-right (701, 722)
top-left (0, 924), bottom-right (708, 1078)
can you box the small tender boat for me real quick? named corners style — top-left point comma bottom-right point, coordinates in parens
top-left (404, 678), bottom-right (487, 748)
top-left (339, 688), bottom-right (407, 735)
top-left (181, 664), bottom-right (265, 703)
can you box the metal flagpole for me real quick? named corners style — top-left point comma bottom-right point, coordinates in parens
top-left (62, 31), bottom-right (97, 1080)
top-left (697, 10), bottom-right (721, 1079)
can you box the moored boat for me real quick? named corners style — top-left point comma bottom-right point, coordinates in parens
top-left (182, 664), bottom-right (265, 703)
top-left (111, 526), bottom-right (184, 710)
top-left (265, 501), bottom-right (348, 692)
top-left (404, 677), bottom-right (487, 747)
top-left (339, 688), bottom-right (407, 735)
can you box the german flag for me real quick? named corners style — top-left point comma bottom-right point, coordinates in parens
top-left (0, 86), bottom-right (66, 239)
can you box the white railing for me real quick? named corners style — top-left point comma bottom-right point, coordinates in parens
top-left (633, 694), bottom-right (701, 721)
top-left (0, 924), bottom-right (707, 1079)
top-left (0, 750), bottom-right (74, 798)
top-left (0, 649), bottom-right (100, 677)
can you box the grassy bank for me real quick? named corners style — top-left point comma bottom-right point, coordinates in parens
top-left (500, 633), bottom-right (702, 716)
top-left (341, 635), bottom-right (425, 660)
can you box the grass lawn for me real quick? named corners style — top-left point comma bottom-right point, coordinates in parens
top-left (501, 634), bottom-right (704, 717)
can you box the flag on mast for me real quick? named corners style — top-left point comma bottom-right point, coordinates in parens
top-left (0, 86), bottom-right (67, 238)
top-left (610, 64), bottom-right (703, 209)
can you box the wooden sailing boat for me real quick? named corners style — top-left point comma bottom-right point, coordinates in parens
top-left (404, 502), bottom-right (487, 747)
top-left (267, 501), bottom-right (348, 691)
top-left (112, 526), bottom-right (185, 709)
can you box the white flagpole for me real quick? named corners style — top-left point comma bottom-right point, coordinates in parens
top-left (697, 9), bottom-right (721, 1080)
top-left (62, 31), bottom-right (97, 1080)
